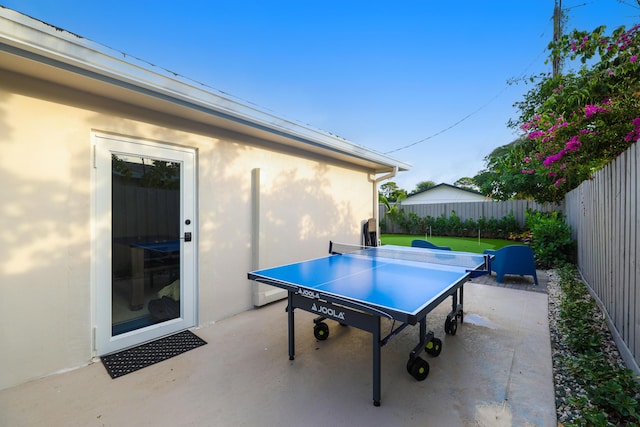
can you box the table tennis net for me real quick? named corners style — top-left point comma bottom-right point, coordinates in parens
top-left (329, 242), bottom-right (487, 270)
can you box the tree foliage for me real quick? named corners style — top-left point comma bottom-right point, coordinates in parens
top-left (379, 181), bottom-right (407, 202)
top-left (413, 180), bottom-right (436, 194)
top-left (112, 154), bottom-right (180, 190)
top-left (475, 23), bottom-right (640, 203)
top-left (453, 177), bottom-right (478, 192)
top-left (473, 140), bottom-right (541, 200)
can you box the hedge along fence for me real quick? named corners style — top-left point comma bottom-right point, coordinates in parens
top-left (379, 200), bottom-right (563, 238)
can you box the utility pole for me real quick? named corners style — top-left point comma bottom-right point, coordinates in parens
top-left (553, 0), bottom-right (563, 77)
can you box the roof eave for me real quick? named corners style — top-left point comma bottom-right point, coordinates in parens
top-left (0, 7), bottom-right (410, 174)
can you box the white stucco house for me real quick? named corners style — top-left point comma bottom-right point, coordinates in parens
top-left (402, 183), bottom-right (488, 205)
top-left (0, 7), bottom-right (410, 390)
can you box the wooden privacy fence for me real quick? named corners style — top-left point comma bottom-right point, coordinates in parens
top-left (564, 142), bottom-right (639, 373)
top-left (111, 181), bottom-right (180, 276)
top-left (379, 200), bottom-right (562, 234)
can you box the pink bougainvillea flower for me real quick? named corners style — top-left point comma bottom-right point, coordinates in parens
top-left (625, 129), bottom-right (640, 142)
top-left (528, 130), bottom-right (546, 140)
top-left (565, 136), bottom-right (582, 152)
top-left (631, 55), bottom-right (638, 63)
top-left (624, 117), bottom-right (640, 142)
top-left (554, 178), bottom-right (567, 187)
top-left (584, 104), bottom-right (609, 119)
top-left (543, 150), bottom-right (566, 167)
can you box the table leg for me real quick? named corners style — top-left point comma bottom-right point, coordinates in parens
top-left (459, 285), bottom-right (465, 322)
top-left (372, 316), bottom-right (381, 406)
top-left (451, 289), bottom-right (458, 316)
top-left (288, 292), bottom-right (295, 360)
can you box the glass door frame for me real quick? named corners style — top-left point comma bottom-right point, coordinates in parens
top-left (92, 132), bottom-right (197, 356)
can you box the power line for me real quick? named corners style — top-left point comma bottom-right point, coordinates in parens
top-left (383, 4), bottom-right (569, 156)
top-left (383, 87), bottom-right (508, 155)
top-left (382, 48), bottom-right (546, 156)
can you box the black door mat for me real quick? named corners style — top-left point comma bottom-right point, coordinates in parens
top-left (101, 330), bottom-right (207, 379)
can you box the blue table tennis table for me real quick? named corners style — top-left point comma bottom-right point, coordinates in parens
top-left (247, 242), bottom-right (491, 406)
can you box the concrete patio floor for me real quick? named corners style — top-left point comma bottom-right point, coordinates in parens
top-left (0, 276), bottom-right (555, 427)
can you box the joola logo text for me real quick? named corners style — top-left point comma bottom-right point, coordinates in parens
top-left (312, 303), bottom-right (345, 321)
top-left (298, 288), bottom-right (320, 299)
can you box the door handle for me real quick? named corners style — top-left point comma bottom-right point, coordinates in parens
top-left (183, 232), bottom-right (192, 242)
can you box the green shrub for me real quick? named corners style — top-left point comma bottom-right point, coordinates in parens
top-left (449, 210), bottom-right (461, 235)
top-left (461, 217), bottom-right (478, 237)
top-left (390, 209), bottom-right (522, 238)
top-left (526, 209), bottom-right (576, 268)
top-left (556, 265), bottom-right (640, 426)
top-left (499, 211), bottom-right (519, 235)
top-left (433, 213), bottom-right (448, 235)
top-left (397, 211), bottom-right (425, 234)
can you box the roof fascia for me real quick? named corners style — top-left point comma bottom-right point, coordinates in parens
top-left (0, 7), bottom-right (410, 173)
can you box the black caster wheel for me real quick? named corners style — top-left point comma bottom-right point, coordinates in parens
top-left (425, 337), bottom-right (442, 357)
top-left (314, 322), bottom-right (329, 340)
top-left (406, 357), bottom-right (429, 381)
top-left (444, 317), bottom-right (458, 335)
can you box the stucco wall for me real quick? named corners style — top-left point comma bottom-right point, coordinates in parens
top-left (0, 70), bottom-right (372, 389)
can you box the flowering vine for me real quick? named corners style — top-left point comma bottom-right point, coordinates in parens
top-left (508, 23), bottom-right (640, 202)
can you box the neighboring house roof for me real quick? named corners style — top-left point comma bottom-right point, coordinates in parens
top-left (0, 7), bottom-right (410, 175)
top-left (402, 183), bottom-right (489, 205)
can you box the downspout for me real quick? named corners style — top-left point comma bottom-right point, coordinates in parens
top-left (372, 166), bottom-right (398, 240)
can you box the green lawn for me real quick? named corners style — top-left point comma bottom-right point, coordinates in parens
top-left (380, 234), bottom-right (517, 254)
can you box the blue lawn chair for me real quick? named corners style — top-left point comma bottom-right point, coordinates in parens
top-left (411, 239), bottom-right (452, 251)
top-left (483, 245), bottom-right (538, 286)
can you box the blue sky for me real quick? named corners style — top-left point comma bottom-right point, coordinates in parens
top-left (3, 1), bottom-right (639, 192)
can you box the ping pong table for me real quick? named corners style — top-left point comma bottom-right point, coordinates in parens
top-left (129, 240), bottom-right (180, 310)
top-left (247, 242), bottom-right (491, 406)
